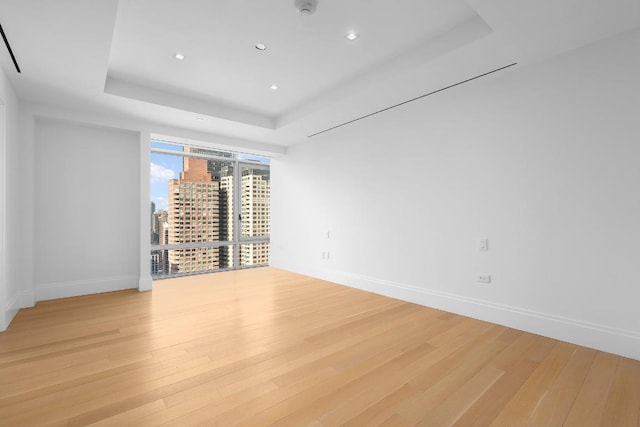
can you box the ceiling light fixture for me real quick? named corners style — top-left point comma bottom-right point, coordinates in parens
top-left (196, 117), bottom-right (204, 121)
top-left (294, 0), bottom-right (317, 16)
top-left (175, 52), bottom-right (185, 60)
top-left (270, 84), bottom-right (279, 91)
top-left (255, 43), bottom-right (267, 51)
top-left (346, 32), bottom-right (359, 41)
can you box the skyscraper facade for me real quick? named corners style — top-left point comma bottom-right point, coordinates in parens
top-left (167, 155), bottom-right (221, 274)
top-left (220, 172), bottom-right (235, 266)
top-left (151, 210), bottom-right (170, 275)
top-left (239, 168), bottom-right (270, 266)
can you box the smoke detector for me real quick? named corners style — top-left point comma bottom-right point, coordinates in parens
top-left (294, 0), bottom-right (318, 16)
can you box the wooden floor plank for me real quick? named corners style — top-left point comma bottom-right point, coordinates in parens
top-left (488, 342), bottom-right (575, 426)
top-left (453, 357), bottom-right (539, 426)
top-left (601, 357), bottom-right (640, 426)
top-left (415, 365), bottom-right (504, 426)
top-left (0, 267), bottom-right (637, 426)
top-left (341, 383), bottom-right (418, 427)
top-left (396, 334), bottom-right (508, 424)
top-left (564, 351), bottom-right (620, 427)
top-left (528, 346), bottom-right (596, 426)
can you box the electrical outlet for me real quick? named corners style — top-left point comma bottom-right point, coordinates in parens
top-left (479, 238), bottom-right (488, 251)
top-left (477, 274), bottom-right (491, 283)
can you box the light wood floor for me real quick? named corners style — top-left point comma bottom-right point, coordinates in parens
top-left (1, 268), bottom-right (638, 426)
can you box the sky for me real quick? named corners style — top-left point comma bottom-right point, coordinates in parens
top-left (150, 152), bottom-right (182, 211)
top-left (150, 141), bottom-right (183, 211)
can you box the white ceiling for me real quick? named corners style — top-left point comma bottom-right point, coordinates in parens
top-left (1, 0), bottom-right (639, 148)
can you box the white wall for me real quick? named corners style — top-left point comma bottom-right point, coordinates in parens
top-left (271, 28), bottom-right (640, 360)
top-left (0, 65), bottom-right (22, 331)
top-left (0, 83), bottom-right (5, 330)
top-left (34, 119), bottom-right (140, 300)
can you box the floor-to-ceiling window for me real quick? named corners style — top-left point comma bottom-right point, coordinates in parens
top-left (150, 140), bottom-right (270, 278)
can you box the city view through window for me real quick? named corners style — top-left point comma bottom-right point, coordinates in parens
top-left (150, 141), bottom-right (270, 278)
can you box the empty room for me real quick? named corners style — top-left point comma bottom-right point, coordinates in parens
top-left (0, 0), bottom-right (639, 425)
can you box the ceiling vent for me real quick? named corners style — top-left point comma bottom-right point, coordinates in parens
top-left (0, 22), bottom-right (21, 73)
top-left (308, 63), bottom-right (518, 138)
top-left (294, 0), bottom-right (318, 16)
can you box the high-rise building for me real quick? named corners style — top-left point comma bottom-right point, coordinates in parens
top-left (151, 210), bottom-right (170, 275)
top-left (150, 201), bottom-right (157, 244)
top-left (239, 168), bottom-right (270, 266)
top-left (151, 208), bottom-right (167, 245)
top-left (152, 210), bottom-right (168, 244)
top-left (167, 154), bottom-right (221, 274)
top-left (219, 168), bottom-right (234, 268)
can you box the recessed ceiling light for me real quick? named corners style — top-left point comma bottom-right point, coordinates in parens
top-left (255, 43), bottom-right (267, 51)
top-left (175, 52), bottom-right (185, 60)
top-left (270, 84), bottom-right (279, 91)
top-left (345, 32), bottom-right (359, 41)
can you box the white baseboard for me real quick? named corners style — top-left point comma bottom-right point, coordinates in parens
top-left (36, 275), bottom-right (138, 302)
top-left (1, 296), bottom-right (17, 332)
top-left (4, 293), bottom-right (19, 330)
top-left (277, 264), bottom-right (640, 361)
top-left (138, 275), bottom-right (153, 292)
top-left (2, 289), bottom-right (33, 332)
top-left (20, 290), bottom-right (35, 308)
